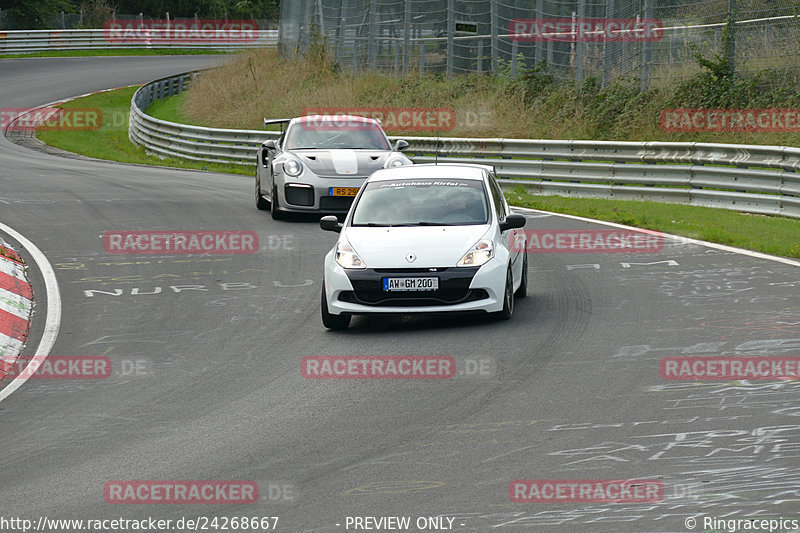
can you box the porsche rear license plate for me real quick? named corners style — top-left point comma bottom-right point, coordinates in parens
top-left (383, 277), bottom-right (439, 292)
top-left (329, 187), bottom-right (359, 197)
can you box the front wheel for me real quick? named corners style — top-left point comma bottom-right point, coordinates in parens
top-left (515, 252), bottom-right (528, 298)
top-left (494, 266), bottom-right (515, 320)
top-left (321, 287), bottom-right (350, 330)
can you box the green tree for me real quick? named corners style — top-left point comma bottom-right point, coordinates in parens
top-left (0, 0), bottom-right (78, 28)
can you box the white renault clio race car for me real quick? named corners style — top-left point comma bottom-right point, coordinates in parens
top-left (319, 163), bottom-right (528, 330)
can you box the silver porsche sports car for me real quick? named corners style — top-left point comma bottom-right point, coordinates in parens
top-left (255, 115), bottom-right (412, 219)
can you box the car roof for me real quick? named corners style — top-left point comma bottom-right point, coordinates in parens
top-left (366, 163), bottom-right (492, 182)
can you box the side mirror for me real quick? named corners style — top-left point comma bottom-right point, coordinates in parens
top-left (262, 140), bottom-right (276, 150)
top-left (320, 215), bottom-right (343, 233)
top-left (499, 213), bottom-right (526, 232)
top-left (394, 139), bottom-right (409, 152)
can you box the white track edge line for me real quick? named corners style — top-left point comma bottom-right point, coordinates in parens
top-left (0, 223), bottom-right (61, 402)
top-left (511, 206), bottom-right (800, 268)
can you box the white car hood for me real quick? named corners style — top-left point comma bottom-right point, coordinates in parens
top-left (344, 225), bottom-right (491, 268)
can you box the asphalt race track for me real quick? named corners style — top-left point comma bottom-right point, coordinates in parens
top-left (1, 56), bottom-right (799, 533)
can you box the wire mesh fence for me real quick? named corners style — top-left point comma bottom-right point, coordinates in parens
top-left (279, 0), bottom-right (800, 87)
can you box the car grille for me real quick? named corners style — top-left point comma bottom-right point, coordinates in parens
top-left (284, 186), bottom-right (314, 206)
top-left (341, 267), bottom-right (484, 307)
top-left (319, 196), bottom-right (355, 211)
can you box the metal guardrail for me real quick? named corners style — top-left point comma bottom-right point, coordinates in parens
top-left (0, 29), bottom-right (277, 53)
top-left (129, 72), bottom-right (800, 219)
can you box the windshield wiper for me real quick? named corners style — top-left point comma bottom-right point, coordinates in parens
top-left (387, 222), bottom-right (458, 226)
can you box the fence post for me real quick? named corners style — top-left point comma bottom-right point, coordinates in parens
top-left (535, 0), bottom-right (543, 65)
top-left (368, 0), bottom-right (377, 69)
top-left (511, 40), bottom-right (518, 77)
top-left (477, 40), bottom-right (483, 72)
top-left (419, 37), bottom-right (425, 74)
top-left (490, 0), bottom-right (498, 74)
top-left (446, 0), bottom-right (454, 76)
top-left (727, 0), bottom-right (737, 77)
top-left (316, 0), bottom-right (325, 35)
top-left (576, 0), bottom-right (585, 85)
top-left (403, 0), bottom-right (411, 73)
top-left (602, 0), bottom-right (615, 87)
top-left (394, 23), bottom-right (401, 73)
top-left (335, 0), bottom-right (345, 65)
top-left (639, 0), bottom-right (653, 90)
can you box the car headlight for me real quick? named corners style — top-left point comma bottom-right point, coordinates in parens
top-left (335, 241), bottom-right (366, 269)
top-left (283, 157), bottom-right (303, 177)
top-left (384, 155), bottom-right (411, 168)
top-left (457, 239), bottom-right (493, 267)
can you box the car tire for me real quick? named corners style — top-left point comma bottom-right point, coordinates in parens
top-left (255, 174), bottom-right (269, 210)
top-left (321, 286), bottom-right (350, 330)
top-left (495, 265), bottom-right (514, 320)
top-left (270, 184), bottom-right (286, 220)
top-left (515, 252), bottom-right (528, 298)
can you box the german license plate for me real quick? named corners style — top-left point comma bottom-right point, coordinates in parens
top-left (383, 277), bottom-right (439, 292)
top-left (329, 187), bottom-right (359, 197)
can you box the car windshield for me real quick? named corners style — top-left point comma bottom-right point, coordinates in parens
top-left (285, 120), bottom-right (391, 150)
top-left (351, 178), bottom-right (489, 226)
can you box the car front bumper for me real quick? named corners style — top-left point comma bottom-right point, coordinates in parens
top-left (323, 253), bottom-right (507, 315)
top-left (275, 172), bottom-right (368, 214)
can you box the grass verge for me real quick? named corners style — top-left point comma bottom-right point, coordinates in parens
top-left (508, 189), bottom-right (800, 259)
top-left (178, 47), bottom-right (800, 148)
top-left (35, 86), bottom-right (253, 176)
top-left (0, 49), bottom-right (231, 59)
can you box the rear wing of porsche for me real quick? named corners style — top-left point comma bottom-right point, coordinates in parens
top-left (263, 118), bottom-right (291, 132)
